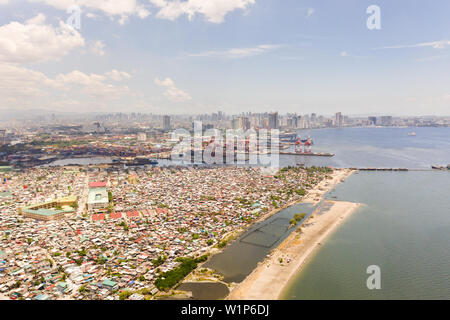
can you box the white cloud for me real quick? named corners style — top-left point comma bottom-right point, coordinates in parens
top-left (29, 0), bottom-right (150, 24)
top-left (154, 77), bottom-right (192, 102)
top-left (86, 12), bottom-right (99, 19)
top-left (0, 63), bottom-right (133, 110)
top-left (89, 40), bottom-right (106, 56)
top-left (189, 44), bottom-right (282, 59)
top-left (106, 69), bottom-right (131, 81)
top-left (306, 8), bottom-right (315, 18)
top-left (26, 13), bottom-right (47, 25)
top-left (376, 40), bottom-right (450, 50)
top-left (340, 51), bottom-right (370, 59)
top-left (150, 0), bottom-right (255, 23)
top-left (0, 63), bottom-right (59, 98)
top-left (0, 13), bottom-right (84, 63)
top-left (55, 69), bottom-right (132, 97)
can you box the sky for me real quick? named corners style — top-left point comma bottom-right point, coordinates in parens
top-left (0, 0), bottom-right (450, 116)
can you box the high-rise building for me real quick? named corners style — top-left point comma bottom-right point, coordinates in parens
top-left (242, 117), bottom-right (251, 131)
top-left (368, 116), bottom-right (377, 125)
top-left (0, 130), bottom-right (5, 145)
top-left (231, 117), bottom-right (250, 130)
top-left (163, 115), bottom-right (171, 131)
top-left (298, 116), bottom-right (309, 129)
top-left (381, 116), bottom-right (393, 126)
top-left (335, 112), bottom-right (343, 128)
top-left (268, 112), bottom-right (279, 130)
top-left (232, 117), bottom-right (241, 130)
top-left (286, 116), bottom-right (298, 129)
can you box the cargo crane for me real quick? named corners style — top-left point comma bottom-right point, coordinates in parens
top-left (295, 135), bottom-right (313, 154)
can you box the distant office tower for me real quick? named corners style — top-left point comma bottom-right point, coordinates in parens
top-left (231, 116), bottom-right (251, 130)
top-left (368, 116), bottom-right (377, 125)
top-left (232, 117), bottom-right (241, 130)
top-left (286, 118), bottom-right (293, 128)
top-left (335, 112), bottom-right (343, 128)
top-left (163, 115), bottom-right (171, 131)
top-left (243, 117), bottom-right (251, 130)
top-left (286, 116), bottom-right (298, 129)
top-left (381, 116), bottom-right (393, 126)
top-left (310, 113), bottom-right (317, 124)
top-left (318, 115), bottom-right (324, 124)
top-left (0, 130), bottom-right (5, 145)
top-left (297, 116), bottom-right (308, 129)
top-left (268, 112), bottom-right (279, 130)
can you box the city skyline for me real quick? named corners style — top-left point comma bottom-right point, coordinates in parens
top-left (1, 0), bottom-right (450, 116)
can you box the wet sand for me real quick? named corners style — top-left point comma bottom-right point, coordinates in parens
top-left (302, 168), bottom-right (355, 205)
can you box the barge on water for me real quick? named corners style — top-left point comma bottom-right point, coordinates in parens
top-left (431, 165), bottom-right (449, 170)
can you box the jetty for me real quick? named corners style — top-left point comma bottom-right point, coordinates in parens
top-left (278, 152), bottom-right (335, 157)
top-left (354, 168), bottom-right (409, 171)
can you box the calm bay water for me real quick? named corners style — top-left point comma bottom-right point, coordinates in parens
top-left (45, 127), bottom-right (450, 169)
top-left (282, 127), bottom-right (450, 169)
top-left (281, 127), bottom-right (450, 299)
top-left (281, 171), bottom-right (450, 300)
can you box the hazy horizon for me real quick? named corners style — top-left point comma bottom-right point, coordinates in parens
top-left (1, 0), bottom-right (450, 116)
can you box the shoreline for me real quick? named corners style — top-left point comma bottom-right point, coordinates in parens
top-left (171, 168), bottom-right (355, 299)
top-left (194, 170), bottom-right (353, 261)
top-left (226, 169), bottom-right (358, 300)
top-left (227, 200), bottom-right (361, 300)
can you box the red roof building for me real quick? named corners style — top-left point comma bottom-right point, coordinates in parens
top-left (110, 212), bottom-right (122, 219)
top-left (126, 211), bottom-right (139, 218)
top-left (92, 214), bottom-right (105, 221)
top-left (89, 182), bottom-right (107, 188)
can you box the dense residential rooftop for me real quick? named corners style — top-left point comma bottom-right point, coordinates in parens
top-left (0, 164), bottom-right (332, 300)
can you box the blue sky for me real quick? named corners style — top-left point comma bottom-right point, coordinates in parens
top-left (1, 0), bottom-right (450, 116)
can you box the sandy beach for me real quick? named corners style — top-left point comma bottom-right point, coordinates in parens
top-left (302, 168), bottom-right (355, 204)
top-left (227, 169), bottom-right (360, 300)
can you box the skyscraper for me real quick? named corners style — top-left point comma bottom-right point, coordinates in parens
top-left (268, 112), bottom-right (279, 130)
top-left (232, 117), bottom-right (241, 130)
top-left (163, 115), bottom-right (171, 131)
top-left (381, 116), bottom-right (393, 126)
top-left (335, 112), bottom-right (343, 128)
top-left (0, 130), bottom-right (5, 145)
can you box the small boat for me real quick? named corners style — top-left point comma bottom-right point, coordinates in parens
top-left (408, 132), bottom-right (416, 136)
